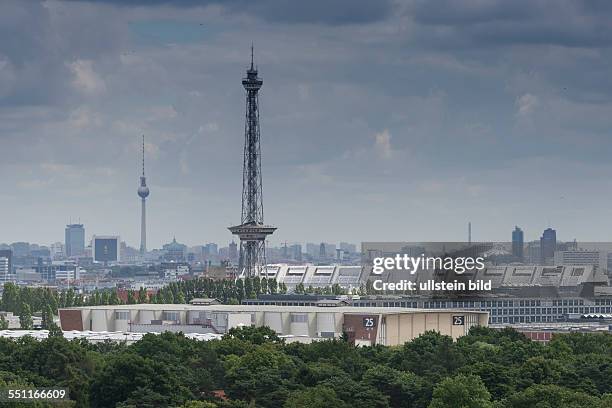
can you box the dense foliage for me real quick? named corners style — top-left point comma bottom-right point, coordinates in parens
top-left (0, 326), bottom-right (610, 407)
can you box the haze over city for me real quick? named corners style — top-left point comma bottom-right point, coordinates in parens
top-left (3, 0), bottom-right (612, 248)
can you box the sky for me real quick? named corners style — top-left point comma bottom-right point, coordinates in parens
top-left (2, 0), bottom-right (612, 248)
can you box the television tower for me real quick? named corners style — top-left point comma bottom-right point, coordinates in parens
top-left (137, 135), bottom-right (150, 254)
top-left (229, 46), bottom-right (276, 277)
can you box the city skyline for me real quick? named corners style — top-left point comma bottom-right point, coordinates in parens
top-left (3, 1), bottom-right (612, 247)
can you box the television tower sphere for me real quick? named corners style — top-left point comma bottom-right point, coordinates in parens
top-left (138, 182), bottom-right (149, 198)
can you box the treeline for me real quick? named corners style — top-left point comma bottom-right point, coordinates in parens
top-left (1, 278), bottom-right (293, 317)
top-left (0, 326), bottom-right (611, 407)
top-left (141, 277), bottom-right (288, 305)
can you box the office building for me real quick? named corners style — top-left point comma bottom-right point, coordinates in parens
top-left (163, 237), bottom-right (186, 262)
top-left (0, 249), bottom-right (12, 274)
top-left (540, 228), bottom-right (557, 264)
top-left (340, 242), bottom-right (357, 254)
top-left (291, 244), bottom-right (302, 262)
top-left (92, 236), bottom-right (120, 263)
top-left (306, 243), bottom-right (319, 259)
top-left (10, 242), bottom-right (29, 258)
top-left (512, 226), bottom-right (524, 260)
top-left (36, 261), bottom-right (80, 282)
top-left (0, 257), bottom-right (10, 283)
top-left (49, 242), bottom-right (64, 259)
top-left (59, 303), bottom-right (488, 346)
top-left (229, 241), bottom-right (238, 263)
top-left (554, 249), bottom-right (604, 270)
top-left (65, 224), bottom-right (85, 257)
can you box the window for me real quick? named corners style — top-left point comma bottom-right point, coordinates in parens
top-left (290, 313), bottom-right (308, 323)
top-left (115, 311), bottom-right (129, 320)
top-left (164, 311), bottom-right (180, 322)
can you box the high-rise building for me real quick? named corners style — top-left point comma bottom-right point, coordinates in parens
top-left (206, 243), bottom-right (218, 256)
top-left (49, 242), bottom-right (64, 260)
top-left (306, 243), bottom-right (319, 258)
top-left (138, 135), bottom-right (150, 254)
top-left (512, 226), bottom-right (524, 261)
top-left (0, 249), bottom-right (12, 274)
top-left (229, 241), bottom-right (238, 263)
top-left (10, 242), bottom-right (29, 258)
top-left (65, 223), bottom-right (85, 257)
top-left (163, 237), bottom-right (186, 262)
top-left (0, 257), bottom-right (10, 283)
top-left (229, 46), bottom-right (276, 276)
top-left (340, 242), bottom-right (356, 254)
top-left (92, 236), bottom-right (120, 263)
top-left (540, 228), bottom-right (556, 265)
top-left (319, 243), bottom-right (326, 260)
top-left (290, 244), bottom-right (302, 262)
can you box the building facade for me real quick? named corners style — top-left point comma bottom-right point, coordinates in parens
top-left (59, 304), bottom-right (488, 346)
top-left (512, 226), bottom-right (524, 260)
top-left (65, 224), bottom-right (85, 258)
top-left (0, 257), bottom-right (10, 283)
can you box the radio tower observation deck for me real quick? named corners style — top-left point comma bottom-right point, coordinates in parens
top-left (229, 46), bottom-right (276, 277)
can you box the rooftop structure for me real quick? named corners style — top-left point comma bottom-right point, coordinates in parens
top-left (254, 263), bottom-right (608, 297)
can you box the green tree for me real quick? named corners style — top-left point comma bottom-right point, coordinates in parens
top-left (284, 385), bottom-right (347, 408)
top-left (224, 326), bottom-right (282, 345)
top-left (363, 365), bottom-right (426, 407)
top-left (19, 303), bottom-right (33, 329)
top-left (48, 322), bottom-right (64, 337)
top-left (65, 288), bottom-right (75, 307)
top-left (110, 290), bottom-right (121, 305)
top-left (502, 384), bottom-right (602, 408)
top-left (41, 305), bottom-right (55, 329)
top-left (428, 374), bottom-right (492, 408)
top-left (138, 287), bottom-right (148, 303)
top-left (0, 314), bottom-right (8, 329)
top-left (2, 283), bottom-right (21, 313)
top-left (127, 290), bottom-right (137, 305)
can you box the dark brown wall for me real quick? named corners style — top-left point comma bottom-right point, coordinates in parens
top-left (59, 309), bottom-right (83, 331)
top-left (343, 314), bottom-right (379, 345)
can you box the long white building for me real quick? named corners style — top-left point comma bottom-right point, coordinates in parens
top-left (59, 303), bottom-right (488, 346)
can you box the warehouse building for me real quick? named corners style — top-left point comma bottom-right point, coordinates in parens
top-left (58, 304), bottom-right (488, 346)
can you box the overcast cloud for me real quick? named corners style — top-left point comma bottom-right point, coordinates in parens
top-left (2, 0), bottom-right (612, 248)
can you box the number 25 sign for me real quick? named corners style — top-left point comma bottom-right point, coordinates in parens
top-left (363, 317), bottom-right (376, 328)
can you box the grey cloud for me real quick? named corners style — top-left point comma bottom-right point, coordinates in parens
top-left (62, 0), bottom-right (394, 25)
top-left (3, 0), bottom-right (612, 246)
top-left (408, 0), bottom-right (612, 48)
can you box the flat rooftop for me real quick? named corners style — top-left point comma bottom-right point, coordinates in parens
top-left (60, 304), bottom-right (488, 315)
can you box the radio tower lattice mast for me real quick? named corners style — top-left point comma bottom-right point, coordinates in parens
top-left (229, 45), bottom-right (276, 277)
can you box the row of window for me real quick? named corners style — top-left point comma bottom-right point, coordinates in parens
top-left (490, 315), bottom-right (556, 324)
top-left (114, 311), bottom-right (181, 321)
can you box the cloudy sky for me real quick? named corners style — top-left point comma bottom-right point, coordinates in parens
top-left (2, 0), bottom-right (612, 248)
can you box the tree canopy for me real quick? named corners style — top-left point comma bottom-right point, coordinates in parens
top-left (0, 325), bottom-right (610, 407)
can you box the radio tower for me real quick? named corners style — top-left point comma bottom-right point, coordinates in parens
top-left (138, 135), bottom-right (150, 255)
top-left (229, 46), bottom-right (276, 277)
